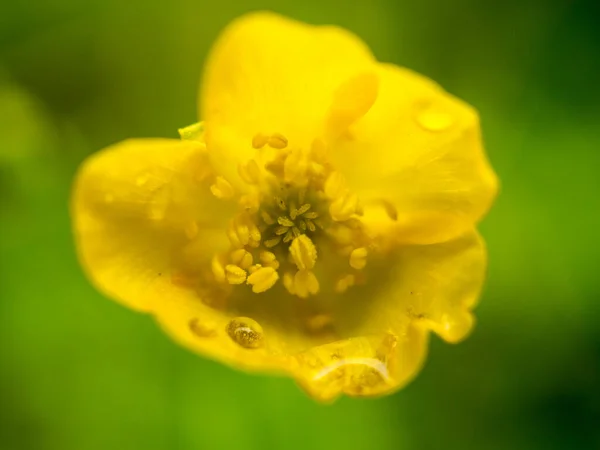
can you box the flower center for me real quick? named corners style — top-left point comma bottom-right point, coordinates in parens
top-left (205, 130), bottom-right (373, 299)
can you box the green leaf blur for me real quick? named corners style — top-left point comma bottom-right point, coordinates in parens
top-left (1, 0), bottom-right (598, 449)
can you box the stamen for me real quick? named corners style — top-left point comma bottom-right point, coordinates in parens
top-left (282, 272), bottom-right (296, 295)
top-left (238, 160), bottom-right (261, 185)
top-left (248, 264), bottom-right (262, 274)
top-left (225, 264), bottom-right (247, 284)
top-left (252, 133), bottom-right (268, 149)
top-left (294, 270), bottom-right (320, 297)
top-left (210, 176), bottom-right (235, 199)
top-left (239, 193), bottom-right (260, 213)
top-left (268, 133), bottom-right (288, 149)
top-left (283, 230), bottom-right (295, 243)
top-left (249, 231), bottom-right (261, 248)
top-left (275, 226), bottom-right (289, 236)
top-left (259, 251), bottom-right (276, 263)
top-left (284, 148), bottom-right (309, 185)
top-left (211, 255), bottom-right (226, 283)
top-left (335, 274), bottom-right (355, 293)
top-left (349, 247), bottom-right (368, 270)
top-left (330, 192), bottom-right (359, 221)
top-left (290, 235), bottom-right (317, 271)
top-left (324, 172), bottom-right (346, 200)
top-left (247, 267), bottom-right (279, 293)
top-left (296, 204), bottom-right (311, 216)
top-left (277, 216), bottom-right (295, 227)
top-left (264, 236), bottom-right (282, 248)
top-left (231, 249), bottom-right (253, 269)
top-left (261, 210), bottom-right (275, 225)
top-left (260, 251), bottom-right (280, 270)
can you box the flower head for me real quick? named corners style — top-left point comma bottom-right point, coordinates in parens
top-left (72, 12), bottom-right (497, 401)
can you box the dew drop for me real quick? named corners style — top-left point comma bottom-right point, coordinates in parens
top-left (414, 103), bottom-right (454, 132)
top-left (226, 317), bottom-right (264, 349)
top-left (189, 318), bottom-right (216, 338)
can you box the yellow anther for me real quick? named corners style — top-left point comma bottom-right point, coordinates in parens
top-left (247, 267), bottom-right (279, 293)
top-left (231, 249), bottom-right (253, 269)
top-left (294, 270), bottom-right (320, 298)
top-left (306, 220), bottom-right (316, 232)
top-left (227, 227), bottom-right (242, 248)
top-left (283, 230), bottom-right (295, 243)
top-left (210, 176), bottom-right (235, 199)
top-left (324, 172), bottom-right (346, 199)
top-left (260, 210), bottom-right (275, 225)
top-left (289, 235), bottom-right (317, 271)
top-left (235, 224), bottom-right (250, 246)
top-left (330, 192), bottom-right (359, 221)
top-left (241, 253), bottom-right (254, 268)
top-left (275, 226), bottom-right (289, 236)
top-left (292, 227), bottom-right (301, 237)
top-left (252, 133), bottom-right (268, 149)
top-left (304, 211), bottom-right (318, 219)
top-left (284, 148), bottom-right (309, 186)
top-left (268, 133), bottom-right (288, 149)
top-left (225, 264), bottom-right (247, 284)
top-left (260, 251), bottom-right (276, 263)
top-left (238, 159), bottom-right (261, 185)
top-left (264, 236), bottom-right (282, 248)
top-left (335, 274), bottom-right (356, 293)
top-left (184, 221), bottom-right (198, 239)
top-left (296, 204), bottom-right (311, 216)
top-left (248, 264), bottom-right (262, 274)
top-left (259, 251), bottom-right (280, 270)
top-left (349, 247), bottom-right (368, 270)
top-left (297, 220), bottom-right (307, 232)
top-left (277, 216), bottom-right (295, 227)
top-left (248, 224), bottom-right (261, 243)
top-left (282, 272), bottom-right (296, 295)
top-left (211, 255), bottom-right (226, 283)
top-left (239, 193), bottom-right (260, 213)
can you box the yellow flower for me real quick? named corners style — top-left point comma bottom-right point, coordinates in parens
top-left (71, 12), bottom-right (497, 401)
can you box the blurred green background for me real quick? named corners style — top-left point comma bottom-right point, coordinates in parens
top-left (1, 0), bottom-right (599, 449)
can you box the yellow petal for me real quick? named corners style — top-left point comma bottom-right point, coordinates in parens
top-left (71, 138), bottom-right (231, 312)
top-left (357, 230), bottom-right (487, 344)
top-left (330, 64), bottom-right (498, 245)
top-left (200, 11), bottom-right (376, 178)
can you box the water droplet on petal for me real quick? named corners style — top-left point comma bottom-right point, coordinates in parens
top-left (295, 337), bottom-right (394, 400)
top-left (226, 317), bottom-right (264, 349)
top-left (189, 318), bottom-right (216, 338)
top-left (414, 103), bottom-right (454, 132)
